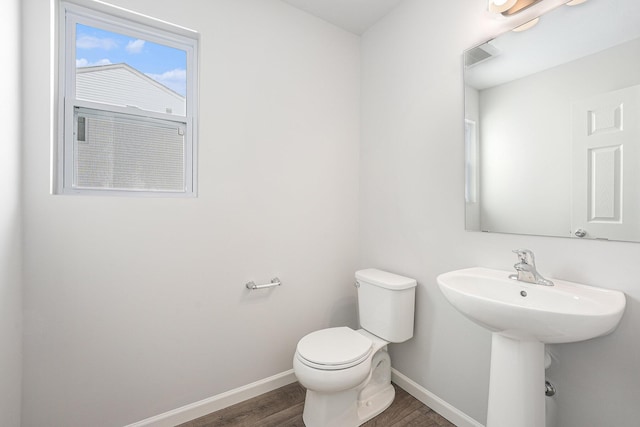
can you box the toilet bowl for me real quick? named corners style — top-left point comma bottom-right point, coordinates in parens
top-left (294, 327), bottom-right (374, 393)
top-left (293, 328), bottom-right (394, 427)
top-left (293, 269), bottom-right (417, 427)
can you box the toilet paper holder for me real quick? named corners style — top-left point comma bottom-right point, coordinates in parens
top-left (246, 277), bottom-right (281, 290)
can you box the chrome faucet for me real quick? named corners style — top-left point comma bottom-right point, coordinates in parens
top-left (508, 249), bottom-right (554, 286)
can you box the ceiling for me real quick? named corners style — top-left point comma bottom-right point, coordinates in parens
top-left (281, 0), bottom-right (404, 35)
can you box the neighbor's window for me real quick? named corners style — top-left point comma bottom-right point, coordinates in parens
top-left (57, 1), bottom-right (198, 196)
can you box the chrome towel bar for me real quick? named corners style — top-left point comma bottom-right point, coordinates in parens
top-left (246, 277), bottom-right (281, 290)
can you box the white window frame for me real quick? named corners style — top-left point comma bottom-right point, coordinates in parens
top-left (464, 118), bottom-right (478, 204)
top-left (54, 0), bottom-right (199, 197)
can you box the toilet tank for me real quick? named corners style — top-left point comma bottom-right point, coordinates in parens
top-left (355, 269), bottom-right (417, 343)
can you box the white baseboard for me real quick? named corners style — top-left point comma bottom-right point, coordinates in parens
top-left (124, 370), bottom-right (298, 427)
top-left (124, 367), bottom-right (482, 427)
top-left (391, 369), bottom-right (485, 427)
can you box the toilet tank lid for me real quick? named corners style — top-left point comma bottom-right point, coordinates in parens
top-left (355, 269), bottom-right (417, 290)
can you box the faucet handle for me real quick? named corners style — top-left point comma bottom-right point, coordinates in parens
top-left (510, 249), bottom-right (553, 286)
top-left (512, 248), bottom-right (535, 265)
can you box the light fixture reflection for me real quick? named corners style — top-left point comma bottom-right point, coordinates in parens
top-left (488, 0), bottom-right (544, 16)
top-left (512, 17), bottom-right (540, 32)
top-left (488, 0), bottom-right (518, 13)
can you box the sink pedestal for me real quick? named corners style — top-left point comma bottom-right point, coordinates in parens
top-left (487, 334), bottom-right (545, 427)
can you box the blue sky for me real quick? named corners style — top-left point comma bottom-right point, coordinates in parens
top-left (75, 23), bottom-right (187, 95)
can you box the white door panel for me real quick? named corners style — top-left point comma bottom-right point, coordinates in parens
top-left (572, 85), bottom-right (640, 240)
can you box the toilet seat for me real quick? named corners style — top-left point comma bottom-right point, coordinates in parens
top-left (296, 327), bottom-right (373, 371)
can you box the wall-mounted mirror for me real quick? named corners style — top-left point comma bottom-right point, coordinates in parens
top-left (464, 0), bottom-right (640, 242)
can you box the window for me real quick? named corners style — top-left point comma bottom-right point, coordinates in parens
top-left (56, 1), bottom-right (198, 196)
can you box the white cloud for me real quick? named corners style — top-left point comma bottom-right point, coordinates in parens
top-left (76, 35), bottom-right (117, 50)
top-left (146, 69), bottom-right (187, 96)
top-left (76, 58), bottom-right (113, 67)
top-left (126, 39), bottom-right (145, 54)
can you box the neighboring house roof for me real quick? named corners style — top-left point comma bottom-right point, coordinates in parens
top-left (76, 63), bottom-right (185, 116)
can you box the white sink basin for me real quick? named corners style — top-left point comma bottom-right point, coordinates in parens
top-left (437, 267), bottom-right (626, 343)
top-left (437, 266), bottom-right (626, 427)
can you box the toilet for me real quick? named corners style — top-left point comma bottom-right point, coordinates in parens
top-left (293, 268), bottom-right (417, 427)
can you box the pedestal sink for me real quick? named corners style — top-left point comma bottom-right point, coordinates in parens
top-left (437, 267), bottom-right (626, 427)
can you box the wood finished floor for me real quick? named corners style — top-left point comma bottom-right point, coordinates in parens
top-left (177, 382), bottom-right (456, 427)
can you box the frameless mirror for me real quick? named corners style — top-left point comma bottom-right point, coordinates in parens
top-left (464, 0), bottom-right (640, 242)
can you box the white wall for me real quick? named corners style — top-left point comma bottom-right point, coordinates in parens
top-left (0, 0), bottom-right (23, 425)
top-left (21, 0), bottom-right (360, 425)
top-left (361, 1), bottom-right (640, 426)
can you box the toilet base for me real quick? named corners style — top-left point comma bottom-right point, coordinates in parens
top-left (301, 348), bottom-right (394, 427)
top-left (303, 388), bottom-right (360, 427)
top-left (302, 383), bottom-right (395, 427)
top-left (357, 382), bottom-right (395, 425)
